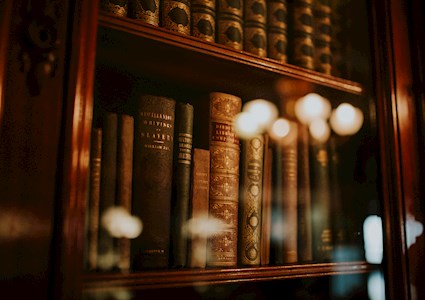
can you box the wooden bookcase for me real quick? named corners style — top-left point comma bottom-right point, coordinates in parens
top-left (0, 0), bottom-right (424, 299)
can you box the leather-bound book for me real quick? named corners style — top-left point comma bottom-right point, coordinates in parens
top-left (128, 0), bottom-right (160, 26)
top-left (238, 134), bottom-right (265, 266)
top-left (244, 0), bottom-right (267, 57)
top-left (313, 0), bottom-right (332, 74)
top-left (270, 141), bottom-right (283, 265)
top-left (297, 123), bottom-right (312, 262)
top-left (188, 148), bottom-right (210, 268)
top-left (87, 128), bottom-right (102, 271)
top-left (116, 114), bottom-right (134, 271)
top-left (192, 0), bottom-right (216, 42)
top-left (132, 95), bottom-right (175, 269)
top-left (291, 0), bottom-right (314, 69)
top-left (162, 0), bottom-right (191, 35)
top-left (267, 0), bottom-right (288, 62)
top-left (260, 136), bottom-right (272, 265)
top-left (310, 140), bottom-right (333, 261)
top-left (100, 0), bottom-right (128, 16)
top-left (207, 92), bottom-right (242, 267)
top-left (98, 112), bottom-right (118, 270)
top-left (171, 102), bottom-right (194, 268)
top-left (217, 0), bottom-right (244, 50)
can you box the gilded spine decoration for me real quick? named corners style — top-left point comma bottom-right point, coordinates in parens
top-left (207, 92), bottom-right (242, 267)
top-left (292, 0), bottom-right (314, 69)
top-left (217, 0), bottom-right (244, 50)
top-left (313, 0), bottom-right (332, 74)
top-left (192, 0), bottom-right (216, 42)
top-left (162, 0), bottom-right (191, 35)
top-left (100, 0), bottom-right (128, 16)
top-left (244, 0), bottom-right (267, 57)
top-left (238, 135), bottom-right (264, 265)
top-left (267, 0), bottom-right (288, 62)
top-left (129, 0), bottom-right (160, 26)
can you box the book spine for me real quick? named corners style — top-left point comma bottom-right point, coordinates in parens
top-left (207, 92), bottom-right (242, 267)
top-left (171, 102), bottom-right (194, 268)
top-left (192, 0), bottom-right (216, 42)
top-left (238, 135), bottom-right (265, 266)
top-left (132, 95), bottom-right (176, 269)
top-left (270, 141), bottom-right (283, 264)
top-left (217, 0), bottom-right (244, 50)
top-left (87, 128), bottom-right (102, 271)
top-left (244, 0), bottom-right (267, 57)
top-left (310, 140), bottom-right (333, 261)
top-left (260, 135), bottom-right (272, 265)
top-left (267, 0), bottom-right (288, 62)
top-left (99, 0), bottom-right (128, 16)
top-left (313, 0), bottom-right (332, 74)
top-left (128, 0), bottom-right (160, 26)
top-left (98, 112), bottom-right (118, 270)
top-left (281, 122), bottom-right (298, 263)
top-left (297, 123), bottom-right (312, 262)
top-left (188, 148), bottom-right (210, 268)
top-left (116, 114), bottom-right (134, 271)
top-left (162, 0), bottom-right (191, 35)
top-left (291, 0), bottom-right (314, 70)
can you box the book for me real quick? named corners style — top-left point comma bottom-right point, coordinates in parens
top-left (161, 0), bottom-right (191, 35)
top-left (170, 102), bottom-right (194, 268)
top-left (270, 141), bottom-right (283, 265)
top-left (267, 0), bottom-right (288, 62)
top-left (128, 0), bottom-right (160, 26)
top-left (188, 148), bottom-right (210, 268)
top-left (281, 121), bottom-right (298, 263)
top-left (238, 134), bottom-right (265, 266)
top-left (132, 95), bottom-right (176, 269)
top-left (207, 92), bottom-right (242, 267)
top-left (313, 0), bottom-right (332, 74)
top-left (244, 0), bottom-right (267, 57)
top-left (310, 139), bottom-right (333, 261)
top-left (99, 0), bottom-right (128, 16)
top-left (297, 123), bottom-right (312, 262)
top-left (191, 0), bottom-right (216, 42)
top-left (217, 0), bottom-right (244, 50)
top-left (116, 114), bottom-right (134, 271)
top-left (87, 128), bottom-right (102, 271)
top-left (260, 135), bottom-right (272, 265)
top-left (98, 112), bottom-right (118, 270)
top-left (291, 0), bottom-right (314, 70)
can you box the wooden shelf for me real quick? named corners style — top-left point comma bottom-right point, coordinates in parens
top-left (82, 261), bottom-right (374, 292)
top-left (96, 12), bottom-right (364, 99)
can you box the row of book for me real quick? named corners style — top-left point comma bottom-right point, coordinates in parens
top-left (99, 0), bottom-right (352, 77)
top-left (85, 91), bottom-right (348, 272)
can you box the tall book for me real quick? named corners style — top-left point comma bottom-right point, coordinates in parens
top-left (281, 121), bottom-right (298, 263)
top-left (87, 128), bottom-right (102, 271)
top-left (217, 0), bottom-right (244, 50)
top-left (100, 0), bottom-right (128, 16)
top-left (238, 134), bottom-right (265, 266)
top-left (188, 148), bottom-right (210, 268)
top-left (116, 114), bottom-right (134, 271)
top-left (98, 112), bottom-right (118, 270)
top-left (270, 141), bottom-right (283, 265)
top-left (267, 0), bottom-right (288, 62)
top-left (128, 0), bottom-right (160, 26)
top-left (170, 102), bottom-right (194, 268)
top-left (260, 135), bottom-right (272, 265)
top-left (313, 0), bottom-right (332, 74)
top-left (207, 92), bottom-right (242, 267)
top-left (310, 140), bottom-right (333, 261)
top-left (161, 0), bottom-right (191, 35)
top-left (244, 0), bottom-right (267, 57)
top-left (297, 123), bottom-right (312, 262)
top-left (132, 95), bottom-right (176, 269)
top-left (291, 0), bottom-right (314, 70)
top-left (191, 0), bottom-right (216, 42)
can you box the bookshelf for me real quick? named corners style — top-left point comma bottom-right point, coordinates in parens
top-left (0, 0), bottom-right (424, 299)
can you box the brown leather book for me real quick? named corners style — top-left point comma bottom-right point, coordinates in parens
top-left (132, 95), bottom-right (175, 269)
top-left (192, 0), bottom-right (216, 42)
top-left (128, 0), bottom-right (160, 26)
top-left (267, 0), bottom-right (288, 62)
top-left (207, 92), bottom-right (242, 267)
top-left (244, 0), bottom-right (267, 57)
top-left (188, 148), bottom-right (210, 268)
top-left (161, 0), bottom-right (191, 35)
top-left (260, 135), bottom-right (272, 265)
top-left (290, 0), bottom-right (314, 69)
top-left (217, 0), bottom-right (244, 50)
top-left (99, 0), bottom-right (128, 16)
top-left (313, 0), bottom-right (332, 74)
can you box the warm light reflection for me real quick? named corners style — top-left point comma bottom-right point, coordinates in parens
top-left (101, 206), bottom-right (143, 239)
top-left (269, 118), bottom-right (290, 139)
top-left (309, 118), bottom-right (331, 142)
top-left (330, 103), bottom-right (364, 135)
top-left (243, 99), bottom-right (278, 129)
top-left (233, 111), bottom-right (262, 139)
top-left (186, 215), bottom-right (226, 237)
top-left (294, 93), bottom-right (331, 125)
top-left (363, 215), bottom-right (383, 264)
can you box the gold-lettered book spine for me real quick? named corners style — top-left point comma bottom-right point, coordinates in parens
top-left (207, 92), bottom-right (242, 267)
top-left (238, 134), bottom-right (264, 266)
